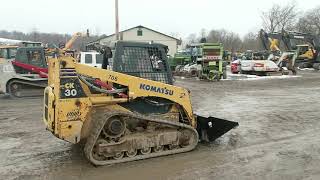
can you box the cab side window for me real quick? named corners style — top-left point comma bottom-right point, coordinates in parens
top-left (85, 54), bottom-right (92, 64)
top-left (96, 54), bottom-right (103, 64)
top-left (0, 49), bottom-right (7, 58)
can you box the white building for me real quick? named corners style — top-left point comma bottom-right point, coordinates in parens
top-left (89, 25), bottom-right (181, 56)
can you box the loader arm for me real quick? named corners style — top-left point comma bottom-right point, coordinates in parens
top-left (75, 60), bottom-right (196, 126)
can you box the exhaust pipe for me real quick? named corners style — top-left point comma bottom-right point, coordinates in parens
top-left (196, 115), bottom-right (239, 142)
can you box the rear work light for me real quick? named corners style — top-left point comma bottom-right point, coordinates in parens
top-left (254, 63), bottom-right (264, 67)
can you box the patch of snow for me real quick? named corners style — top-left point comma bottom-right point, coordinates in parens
top-left (238, 75), bottom-right (301, 81)
top-left (227, 73), bottom-right (301, 81)
top-left (298, 67), bottom-right (316, 71)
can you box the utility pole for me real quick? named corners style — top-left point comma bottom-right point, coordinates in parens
top-left (115, 0), bottom-right (119, 40)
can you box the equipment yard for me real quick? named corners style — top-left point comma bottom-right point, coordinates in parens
top-left (1, 70), bottom-right (320, 180)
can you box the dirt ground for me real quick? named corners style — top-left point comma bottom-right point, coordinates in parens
top-left (1, 70), bottom-right (320, 180)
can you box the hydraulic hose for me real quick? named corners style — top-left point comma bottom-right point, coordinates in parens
top-left (78, 75), bottom-right (127, 95)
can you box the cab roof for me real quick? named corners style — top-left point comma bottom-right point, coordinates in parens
top-left (0, 45), bottom-right (19, 49)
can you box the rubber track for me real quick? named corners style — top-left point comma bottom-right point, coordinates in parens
top-left (7, 79), bottom-right (47, 98)
top-left (84, 109), bottom-right (199, 166)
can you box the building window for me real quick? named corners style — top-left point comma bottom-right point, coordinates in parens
top-left (137, 29), bottom-right (143, 36)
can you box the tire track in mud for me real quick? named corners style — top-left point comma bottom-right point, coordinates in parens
top-left (170, 128), bottom-right (320, 180)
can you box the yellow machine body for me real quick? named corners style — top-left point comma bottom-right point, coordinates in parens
top-left (44, 56), bottom-right (195, 144)
top-left (43, 42), bottom-right (238, 165)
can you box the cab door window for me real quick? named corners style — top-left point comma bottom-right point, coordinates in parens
top-left (8, 48), bottom-right (17, 59)
top-left (27, 50), bottom-right (42, 66)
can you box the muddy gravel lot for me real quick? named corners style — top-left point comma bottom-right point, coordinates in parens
top-left (1, 70), bottom-right (320, 180)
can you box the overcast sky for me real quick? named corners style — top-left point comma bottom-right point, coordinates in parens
top-left (0, 0), bottom-right (318, 38)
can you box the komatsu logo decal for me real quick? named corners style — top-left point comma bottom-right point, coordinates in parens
top-left (139, 83), bottom-right (174, 96)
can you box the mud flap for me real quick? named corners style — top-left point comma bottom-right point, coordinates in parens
top-left (196, 116), bottom-right (239, 142)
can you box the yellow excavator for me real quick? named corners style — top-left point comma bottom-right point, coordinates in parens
top-left (260, 29), bottom-right (320, 68)
top-left (43, 41), bottom-right (238, 165)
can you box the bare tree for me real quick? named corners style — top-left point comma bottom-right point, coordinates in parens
top-left (241, 32), bottom-right (261, 51)
top-left (31, 28), bottom-right (39, 42)
top-left (186, 33), bottom-right (197, 44)
top-left (200, 28), bottom-right (207, 38)
top-left (184, 29), bottom-right (262, 52)
top-left (296, 6), bottom-right (320, 35)
top-left (207, 29), bottom-right (242, 51)
top-left (207, 29), bottom-right (228, 43)
top-left (169, 32), bottom-right (180, 39)
top-left (261, 4), bottom-right (282, 32)
top-left (261, 1), bottom-right (298, 32)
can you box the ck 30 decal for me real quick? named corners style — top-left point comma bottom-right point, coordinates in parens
top-left (60, 78), bottom-right (86, 98)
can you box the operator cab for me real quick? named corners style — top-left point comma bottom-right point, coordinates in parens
top-left (0, 46), bottom-right (18, 60)
top-left (78, 51), bottom-right (105, 69)
top-left (85, 41), bottom-right (173, 84)
top-left (111, 41), bottom-right (173, 84)
top-left (13, 47), bottom-right (47, 74)
top-left (91, 41), bottom-right (173, 85)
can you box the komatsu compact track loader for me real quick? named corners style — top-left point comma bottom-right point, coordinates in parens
top-left (43, 41), bottom-right (238, 165)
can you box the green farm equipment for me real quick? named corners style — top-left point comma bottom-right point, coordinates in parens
top-left (192, 43), bottom-right (227, 81)
top-left (169, 50), bottom-right (192, 72)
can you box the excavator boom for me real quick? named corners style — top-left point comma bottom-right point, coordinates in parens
top-left (63, 30), bottom-right (89, 51)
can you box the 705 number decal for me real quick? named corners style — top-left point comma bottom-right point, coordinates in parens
top-left (108, 75), bottom-right (118, 81)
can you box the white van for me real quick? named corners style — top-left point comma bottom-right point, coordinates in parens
top-left (79, 52), bottom-right (103, 68)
